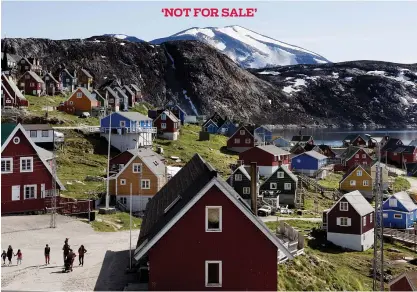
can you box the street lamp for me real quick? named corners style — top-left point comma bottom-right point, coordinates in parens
top-left (366, 133), bottom-right (384, 291)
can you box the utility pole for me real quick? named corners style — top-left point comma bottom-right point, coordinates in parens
top-left (105, 112), bottom-right (112, 209)
top-left (129, 182), bottom-right (132, 270)
top-left (50, 140), bottom-right (57, 228)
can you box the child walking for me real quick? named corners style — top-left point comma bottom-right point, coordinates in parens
top-left (15, 249), bottom-right (22, 265)
top-left (1, 250), bottom-right (6, 265)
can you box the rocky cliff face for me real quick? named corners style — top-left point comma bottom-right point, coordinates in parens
top-left (3, 37), bottom-right (417, 128)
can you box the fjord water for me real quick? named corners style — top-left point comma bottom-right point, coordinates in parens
top-left (273, 128), bottom-right (417, 146)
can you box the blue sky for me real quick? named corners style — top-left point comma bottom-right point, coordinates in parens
top-left (1, 1), bottom-right (416, 63)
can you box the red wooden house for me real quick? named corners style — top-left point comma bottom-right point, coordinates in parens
top-left (239, 145), bottom-right (290, 177)
top-left (389, 271), bottom-right (417, 291)
top-left (367, 136), bottom-right (389, 149)
top-left (389, 145), bottom-right (417, 167)
top-left (18, 71), bottom-right (45, 96)
top-left (154, 110), bottom-right (180, 140)
top-left (381, 138), bottom-right (403, 160)
top-left (1, 123), bottom-right (65, 215)
top-left (342, 134), bottom-right (367, 147)
top-left (1, 74), bottom-right (28, 108)
top-left (133, 154), bottom-right (293, 291)
top-left (227, 125), bottom-right (255, 153)
top-left (17, 57), bottom-right (42, 76)
top-left (323, 190), bottom-right (374, 251)
top-left (335, 146), bottom-right (373, 171)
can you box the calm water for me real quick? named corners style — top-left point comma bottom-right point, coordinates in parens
top-left (272, 128), bottom-right (417, 147)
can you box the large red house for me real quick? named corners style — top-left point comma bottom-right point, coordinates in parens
top-left (335, 146), bottom-right (373, 171)
top-left (134, 154), bottom-right (293, 291)
top-left (388, 145), bottom-right (417, 167)
top-left (153, 110), bottom-right (180, 140)
top-left (1, 74), bottom-right (28, 108)
top-left (18, 70), bottom-right (45, 96)
top-left (1, 123), bottom-right (64, 214)
top-left (239, 145), bottom-right (290, 177)
top-left (227, 125), bottom-right (255, 153)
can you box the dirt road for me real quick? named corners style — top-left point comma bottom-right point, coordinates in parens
top-left (1, 215), bottom-right (138, 291)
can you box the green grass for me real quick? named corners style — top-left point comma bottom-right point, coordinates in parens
top-left (131, 101), bottom-right (155, 116)
top-left (303, 191), bottom-right (335, 214)
top-left (393, 176), bottom-right (411, 192)
top-left (265, 220), bottom-right (417, 291)
top-left (91, 212), bottom-right (142, 232)
top-left (318, 172), bottom-right (343, 189)
top-left (154, 124), bottom-right (238, 176)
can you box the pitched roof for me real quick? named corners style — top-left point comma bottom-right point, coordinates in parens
top-left (43, 72), bottom-right (59, 83)
top-left (80, 68), bottom-right (92, 78)
top-left (105, 86), bottom-right (118, 98)
top-left (406, 162), bottom-right (417, 176)
top-left (203, 112), bottom-right (224, 127)
top-left (291, 135), bottom-right (313, 142)
top-left (123, 85), bottom-right (134, 96)
top-left (228, 165), bottom-right (251, 181)
top-left (293, 150), bottom-right (327, 160)
top-left (304, 144), bottom-right (319, 152)
top-left (72, 87), bottom-right (97, 102)
top-left (340, 164), bottom-right (371, 182)
top-left (409, 139), bottom-right (417, 147)
top-left (114, 86), bottom-right (129, 99)
top-left (130, 84), bottom-right (140, 91)
top-left (255, 125), bottom-right (272, 132)
top-left (174, 104), bottom-right (187, 115)
top-left (342, 134), bottom-right (365, 142)
top-left (155, 110), bottom-right (180, 123)
top-left (318, 144), bottom-right (336, 154)
top-left (386, 191), bottom-right (417, 212)
top-left (22, 124), bottom-right (52, 130)
top-left (62, 69), bottom-right (75, 79)
top-left (125, 148), bottom-right (166, 176)
top-left (35, 145), bottom-right (54, 161)
top-left (264, 165), bottom-right (297, 183)
top-left (117, 111), bottom-right (152, 121)
top-left (381, 138), bottom-right (403, 152)
top-left (330, 190), bottom-right (373, 216)
top-left (92, 90), bottom-right (104, 100)
top-left (1, 123), bottom-right (17, 145)
top-left (341, 146), bottom-right (364, 161)
top-left (392, 145), bottom-right (416, 154)
top-left (26, 71), bottom-right (44, 84)
top-left (1, 74), bottom-right (26, 100)
top-left (389, 271), bottom-right (417, 291)
top-left (134, 154), bottom-right (293, 261)
top-left (255, 145), bottom-right (291, 156)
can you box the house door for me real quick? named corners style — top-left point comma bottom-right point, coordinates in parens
top-left (41, 184), bottom-right (45, 198)
top-left (12, 185), bottom-right (21, 201)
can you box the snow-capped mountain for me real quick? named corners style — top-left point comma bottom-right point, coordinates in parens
top-left (103, 34), bottom-right (144, 43)
top-left (151, 25), bottom-right (330, 68)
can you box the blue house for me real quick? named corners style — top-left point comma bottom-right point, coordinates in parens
top-left (100, 112), bottom-right (156, 152)
top-left (202, 113), bottom-right (225, 134)
top-left (291, 150), bottom-right (328, 177)
top-left (382, 191), bottom-right (417, 229)
top-left (217, 119), bottom-right (239, 137)
top-left (272, 137), bottom-right (291, 148)
top-left (254, 125), bottom-right (273, 144)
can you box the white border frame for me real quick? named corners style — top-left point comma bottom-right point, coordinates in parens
top-left (205, 260), bottom-right (222, 288)
top-left (205, 206), bottom-right (222, 232)
top-left (141, 179), bottom-right (151, 189)
top-left (132, 163), bottom-right (142, 173)
top-left (20, 157), bottom-right (33, 172)
top-left (120, 179), bottom-right (126, 185)
top-left (1, 157), bottom-right (13, 174)
top-left (23, 184), bottom-right (37, 200)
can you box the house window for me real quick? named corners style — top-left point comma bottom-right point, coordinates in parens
top-left (340, 202), bottom-right (349, 211)
top-left (270, 182), bottom-right (277, 189)
top-left (394, 214), bottom-right (402, 219)
top-left (13, 137), bottom-right (20, 144)
top-left (25, 74), bottom-right (30, 79)
top-left (350, 180), bottom-right (356, 186)
top-left (76, 92), bottom-right (82, 98)
top-left (30, 82), bottom-right (35, 87)
top-left (120, 179), bottom-right (126, 185)
top-left (245, 138), bottom-right (251, 144)
top-left (357, 170), bottom-right (362, 176)
top-left (205, 261), bottom-right (222, 287)
top-left (69, 101), bottom-right (74, 105)
top-left (141, 179), bottom-right (150, 189)
top-left (66, 78), bottom-right (70, 82)
top-left (6, 100), bottom-right (11, 103)
top-left (284, 183), bottom-right (291, 190)
top-left (243, 187), bottom-right (250, 194)
top-left (296, 159), bottom-right (301, 163)
top-left (205, 206), bottom-right (222, 232)
top-left (363, 217), bottom-right (366, 226)
top-left (383, 213), bottom-right (388, 218)
top-left (240, 130), bottom-right (245, 135)
top-left (161, 113), bottom-right (166, 120)
top-left (132, 163), bottom-right (142, 173)
top-left (363, 161), bottom-right (367, 165)
top-left (355, 154), bottom-right (359, 158)
top-left (42, 130), bottom-right (49, 137)
top-left (120, 121), bottom-right (126, 127)
top-left (362, 154), bottom-right (366, 158)
top-left (370, 214), bottom-right (373, 223)
top-left (339, 217), bottom-right (350, 226)
top-left (24, 185), bottom-right (37, 199)
top-left (363, 180), bottom-right (369, 186)
top-left (234, 138), bottom-right (240, 144)
top-left (393, 153), bottom-right (397, 156)
top-left (1, 158), bottom-right (13, 173)
top-left (50, 84), bottom-right (54, 88)
top-left (30, 130), bottom-right (37, 137)
top-left (389, 199), bottom-right (397, 207)
top-left (109, 98), bottom-right (114, 103)
top-left (174, 122), bottom-right (178, 129)
top-left (25, 66), bottom-right (29, 70)
top-left (21, 60), bottom-right (25, 64)
top-left (45, 76), bottom-right (49, 81)
top-left (20, 157), bottom-right (33, 172)
top-left (161, 123), bottom-right (167, 129)
top-left (277, 172), bottom-right (284, 178)
top-left (234, 174), bottom-right (242, 181)
top-left (120, 197), bottom-right (127, 205)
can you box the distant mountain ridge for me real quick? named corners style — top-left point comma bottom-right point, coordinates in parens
top-left (103, 34), bottom-right (144, 43)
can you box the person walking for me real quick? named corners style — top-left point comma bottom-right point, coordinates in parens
top-left (62, 239), bottom-right (70, 265)
top-left (78, 245), bottom-right (87, 266)
top-left (14, 249), bottom-right (22, 265)
top-left (6, 245), bottom-right (13, 265)
top-left (66, 249), bottom-right (76, 272)
top-left (44, 244), bottom-right (51, 265)
top-left (2, 250), bottom-right (6, 265)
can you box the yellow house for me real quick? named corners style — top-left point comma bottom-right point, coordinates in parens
top-left (109, 148), bottom-right (167, 211)
top-left (339, 165), bottom-right (373, 198)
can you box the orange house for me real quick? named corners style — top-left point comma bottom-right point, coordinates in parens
top-left (339, 164), bottom-right (373, 199)
top-left (58, 87), bottom-right (99, 115)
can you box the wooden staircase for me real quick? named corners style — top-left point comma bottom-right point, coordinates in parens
top-left (298, 174), bottom-right (342, 200)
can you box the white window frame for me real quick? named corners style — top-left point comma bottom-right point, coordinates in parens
top-left (383, 213), bottom-right (388, 218)
top-left (363, 180), bottom-right (369, 186)
top-left (242, 187), bottom-right (250, 195)
top-left (370, 214), bottom-right (373, 223)
top-left (20, 157), bottom-right (33, 172)
top-left (277, 171), bottom-right (284, 178)
top-left (245, 138), bottom-right (251, 144)
top-left (30, 82), bottom-right (35, 87)
top-left (120, 121), bottom-right (126, 127)
top-left (42, 130), bottom-right (49, 137)
top-left (340, 217), bottom-right (349, 226)
top-left (234, 138), bottom-right (240, 144)
top-left (120, 179), bottom-right (126, 185)
top-left (205, 261), bottom-right (222, 288)
top-left (270, 182), bottom-right (277, 190)
top-left (355, 154), bottom-right (359, 158)
top-left (25, 74), bottom-right (30, 79)
top-left (66, 78), bottom-right (70, 82)
top-left (363, 217), bottom-right (366, 226)
top-left (350, 180), bottom-right (356, 186)
top-left (161, 113), bottom-right (166, 120)
top-left (1, 158), bottom-right (13, 174)
top-left (161, 123), bottom-right (167, 129)
top-left (6, 99), bottom-right (11, 104)
top-left (69, 101), bottom-right (74, 105)
top-left (141, 179), bottom-right (151, 189)
top-left (76, 92), bottom-right (82, 98)
top-left (240, 130), bottom-right (245, 135)
top-left (362, 154), bottom-right (367, 158)
top-left (234, 174), bottom-right (242, 181)
top-left (30, 130), bottom-right (37, 137)
top-left (45, 76), bottom-right (49, 81)
top-left (132, 163), bottom-right (142, 173)
top-left (340, 201), bottom-right (349, 211)
top-left (284, 183), bottom-right (291, 190)
top-left (13, 137), bottom-right (20, 144)
top-left (394, 214), bottom-right (402, 219)
top-left (24, 184), bottom-right (37, 200)
top-left (357, 170), bottom-right (362, 176)
top-left (389, 199), bottom-right (397, 207)
top-left (205, 206), bottom-right (222, 232)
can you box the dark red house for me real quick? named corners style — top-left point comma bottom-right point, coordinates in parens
top-left (336, 146), bottom-right (373, 171)
top-left (381, 138), bottom-right (403, 160)
top-left (1, 123), bottom-right (65, 214)
top-left (154, 110), bottom-right (180, 140)
top-left (227, 125), bottom-right (255, 153)
top-left (239, 145), bottom-right (290, 177)
top-left (1, 74), bottom-right (28, 108)
top-left (342, 134), bottom-right (367, 147)
top-left (389, 145), bottom-right (417, 167)
top-left (17, 71), bottom-right (45, 96)
top-left (133, 154), bottom-right (293, 291)
top-left (389, 271), bottom-right (417, 291)
top-left (367, 136), bottom-right (389, 149)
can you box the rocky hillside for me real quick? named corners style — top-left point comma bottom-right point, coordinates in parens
top-left (3, 37), bottom-right (417, 128)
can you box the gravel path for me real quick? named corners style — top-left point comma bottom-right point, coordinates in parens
top-left (1, 215), bottom-right (138, 291)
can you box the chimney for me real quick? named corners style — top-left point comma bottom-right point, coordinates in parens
top-left (250, 162), bottom-right (257, 214)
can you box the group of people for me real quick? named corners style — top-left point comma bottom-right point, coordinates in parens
top-left (2, 246), bottom-right (22, 265)
top-left (2, 238), bottom-right (87, 272)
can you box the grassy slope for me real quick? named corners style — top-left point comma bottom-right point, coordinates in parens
top-left (266, 220), bottom-right (417, 291)
top-left (91, 212), bottom-right (142, 232)
top-left (318, 172), bottom-right (343, 189)
top-left (393, 176), bottom-right (411, 192)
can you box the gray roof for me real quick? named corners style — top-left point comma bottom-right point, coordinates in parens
top-left (114, 87), bottom-right (129, 99)
top-left (63, 69), bottom-right (75, 79)
top-left (105, 86), bottom-right (118, 98)
top-left (1, 52), bottom-right (20, 63)
top-left (117, 111), bottom-right (152, 121)
top-left (409, 139), bottom-right (417, 146)
top-left (291, 135), bottom-right (313, 142)
top-left (264, 164), bottom-right (297, 183)
top-left (35, 145), bottom-right (54, 161)
top-left (130, 84), bottom-right (140, 91)
top-left (127, 148), bottom-right (166, 176)
top-left (157, 110), bottom-right (180, 123)
top-left (123, 85), bottom-right (135, 96)
top-left (26, 71), bottom-right (44, 84)
top-left (234, 165), bottom-right (251, 180)
top-left (389, 191), bottom-right (417, 212)
top-left (296, 150), bottom-right (327, 160)
top-left (92, 90), bottom-right (104, 100)
top-left (43, 72), bottom-right (59, 83)
top-left (343, 190), bottom-right (374, 216)
top-left (74, 87), bottom-right (97, 101)
top-left (256, 145), bottom-right (291, 156)
top-left (1, 74), bottom-right (26, 100)
top-left (22, 124), bottom-right (52, 130)
top-left (81, 68), bottom-right (92, 78)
